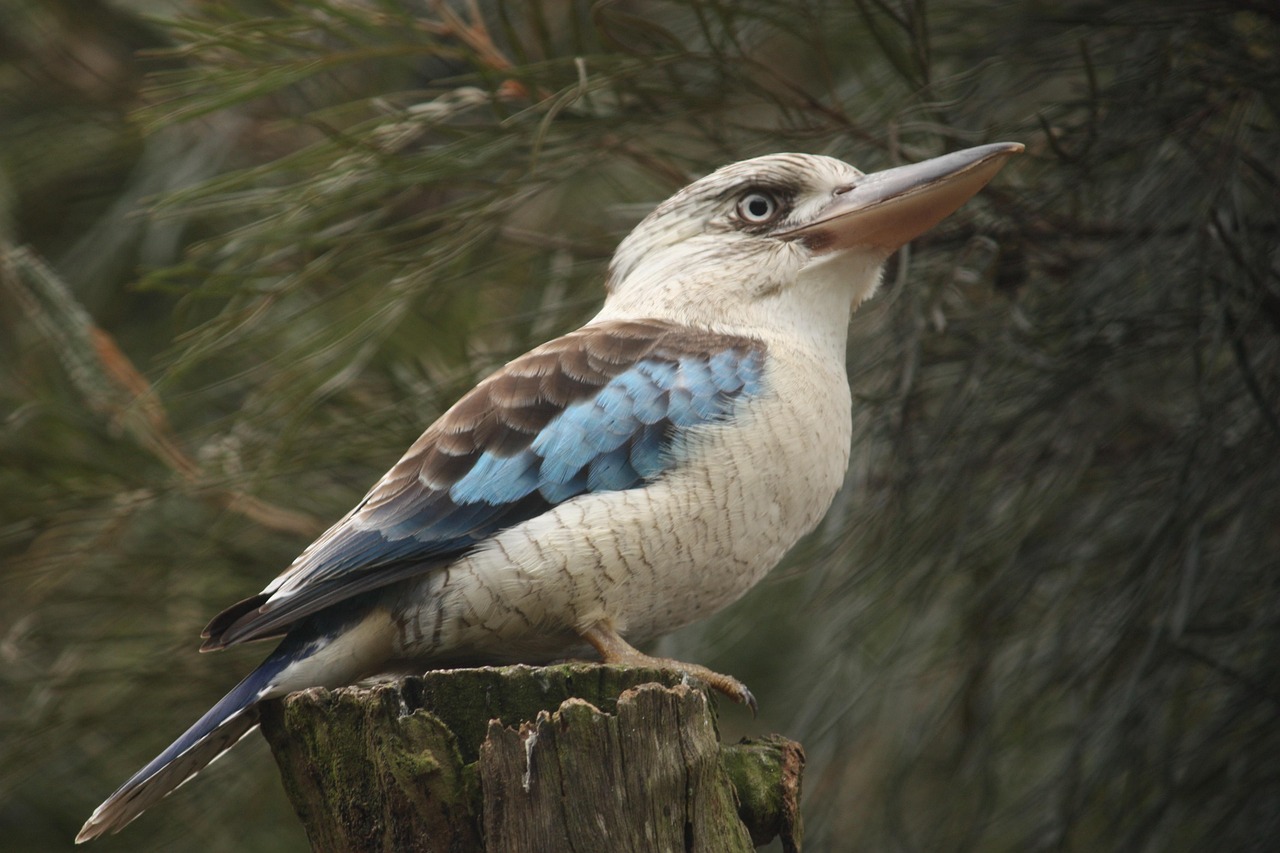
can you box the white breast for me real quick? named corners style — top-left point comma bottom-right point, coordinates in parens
top-left (393, 335), bottom-right (852, 662)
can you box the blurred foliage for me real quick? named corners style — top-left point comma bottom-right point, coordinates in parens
top-left (1, 0), bottom-right (1277, 851)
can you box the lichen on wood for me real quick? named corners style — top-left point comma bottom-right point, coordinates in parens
top-left (259, 664), bottom-right (804, 852)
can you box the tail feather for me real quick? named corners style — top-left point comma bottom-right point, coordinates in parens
top-left (76, 655), bottom-right (288, 843)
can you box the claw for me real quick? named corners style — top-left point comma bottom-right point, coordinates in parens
top-left (580, 621), bottom-right (758, 714)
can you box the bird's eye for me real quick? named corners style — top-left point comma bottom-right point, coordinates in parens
top-left (736, 191), bottom-right (781, 225)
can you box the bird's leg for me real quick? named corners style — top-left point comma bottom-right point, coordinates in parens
top-left (580, 622), bottom-right (758, 715)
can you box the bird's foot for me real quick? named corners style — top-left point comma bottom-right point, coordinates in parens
top-left (580, 622), bottom-right (757, 715)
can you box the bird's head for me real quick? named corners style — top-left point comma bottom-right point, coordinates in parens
top-left (598, 143), bottom-right (1022, 349)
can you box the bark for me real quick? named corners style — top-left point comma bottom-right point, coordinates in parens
top-left (259, 664), bottom-right (804, 852)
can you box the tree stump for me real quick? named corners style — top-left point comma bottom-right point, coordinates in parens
top-left (258, 664), bottom-right (804, 852)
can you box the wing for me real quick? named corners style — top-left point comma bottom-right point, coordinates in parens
top-left (202, 319), bottom-right (766, 649)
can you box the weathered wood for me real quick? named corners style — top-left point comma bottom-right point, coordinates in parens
top-left (479, 684), bottom-right (753, 852)
top-left (720, 735), bottom-right (805, 853)
top-left (259, 664), bottom-right (804, 852)
top-left (259, 683), bottom-right (479, 853)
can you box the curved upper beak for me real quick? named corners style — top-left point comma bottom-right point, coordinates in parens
top-left (779, 142), bottom-right (1023, 254)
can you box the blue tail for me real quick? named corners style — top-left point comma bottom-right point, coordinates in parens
top-left (76, 650), bottom-right (293, 842)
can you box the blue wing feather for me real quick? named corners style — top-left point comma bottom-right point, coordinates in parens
top-left (539, 468), bottom-right (589, 504)
top-left (449, 449), bottom-right (540, 505)
top-left (629, 422), bottom-right (668, 478)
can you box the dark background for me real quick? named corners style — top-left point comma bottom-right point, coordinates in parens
top-left (2, 1), bottom-right (1277, 850)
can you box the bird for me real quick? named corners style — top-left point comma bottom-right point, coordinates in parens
top-left (77, 141), bottom-right (1022, 842)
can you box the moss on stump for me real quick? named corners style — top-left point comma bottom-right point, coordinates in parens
top-left (259, 664), bottom-right (804, 852)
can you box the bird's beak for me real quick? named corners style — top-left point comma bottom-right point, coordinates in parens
top-left (779, 142), bottom-right (1023, 254)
